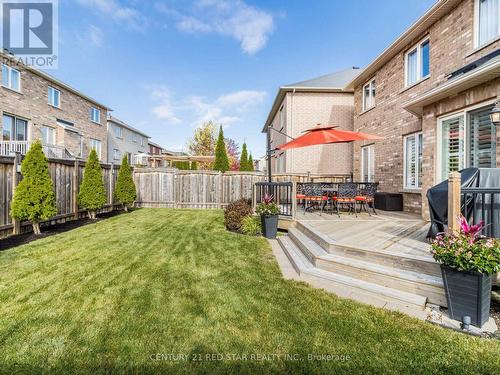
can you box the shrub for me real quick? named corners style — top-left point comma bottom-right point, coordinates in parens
top-left (213, 125), bottom-right (230, 172)
top-left (239, 142), bottom-right (249, 171)
top-left (224, 198), bottom-right (252, 232)
top-left (431, 215), bottom-right (500, 274)
top-left (10, 140), bottom-right (57, 235)
top-left (114, 155), bottom-right (136, 211)
top-left (78, 149), bottom-right (107, 219)
top-left (241, 215), bottom-right (261, 236)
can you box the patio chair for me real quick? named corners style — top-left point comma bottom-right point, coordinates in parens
top-left (334, 182), bottom-right (358, 217)
top-left (296, 184), bottom-right (307, 210)
top-left (303, 184), bottom-right (328, 215)
top-left (355, 183), bottom-right (378, 215)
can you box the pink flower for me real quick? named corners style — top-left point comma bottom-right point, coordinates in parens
top-left (263, 193), bottom-right (274, 205)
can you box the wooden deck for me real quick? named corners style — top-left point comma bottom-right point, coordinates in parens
top-left (295, 210), bottom-right (431, 258)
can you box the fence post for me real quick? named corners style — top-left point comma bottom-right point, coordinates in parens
top-left (12, 152), bottom-right (20, 235)
top-left (73, 159), bottom-right (79, 220)
top-left (291, 181), bottom-right (297, 219)
top-left (252, 183), bottom-right (257, 213)
top-left (448, 171), bottom-right (461, 233)
top-left (219, 171), bottom-right (223, 209)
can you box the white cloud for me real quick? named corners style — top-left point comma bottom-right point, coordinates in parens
top-left (76, 0), bottom-right (145, 29)
top-left (87, 25), bottom-right (104, 46)
top-left (148, 87), bottom-right (266, 128)
top-left (157, 0), bottom-right (275, 54)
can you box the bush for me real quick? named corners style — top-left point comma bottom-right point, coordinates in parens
top-left (224, 198), bottom-right (252, 232)
top-left (114, 155), bottom-right (136, 211)
top-left (241, 215), bottom-right (261, 236)
top-left (213, 125), bottom-right (230, 172)
top-left (10, 140), bottom-right (57, 235)
top-left (79, 149), bottom-right (107, 219)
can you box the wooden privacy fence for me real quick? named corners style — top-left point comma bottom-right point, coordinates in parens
top-left (134, 169), bottom-right (352, 210)
top-left (0, 155), bottom-right (120, 239)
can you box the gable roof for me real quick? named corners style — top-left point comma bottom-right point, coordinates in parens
top-left (107, 115), bottom-right (150, 138)
top-left (345, 0), bottom-right (461, 90)
top-left (263, 67), bottom-right (362, 132)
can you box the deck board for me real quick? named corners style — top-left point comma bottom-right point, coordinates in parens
top-left (296, 210), bottom-right (432, 258)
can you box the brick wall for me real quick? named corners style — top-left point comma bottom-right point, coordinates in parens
top-left (352, 0), bottom-right (500, 216)
top-left (0, 60), bottom-right (108, 161)
top-left (269, 91), bottom-right (354, 175)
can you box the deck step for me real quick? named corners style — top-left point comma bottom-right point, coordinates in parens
top-left (288, 227), bottom-right (446, 306)
top-left (296, 221), bottom-right (442, 278)
top-left (278, 236), bottom-right (427, 314)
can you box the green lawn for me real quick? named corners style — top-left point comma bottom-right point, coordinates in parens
top-left (0, 209), bottom-right (499, 374)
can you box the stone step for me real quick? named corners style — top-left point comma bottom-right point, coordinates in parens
top-left (296, 221), bottom-right (441, 278)
top-left (278, 236), bottom-right (427, 315)
top-left (288, 227), bottom-right (446, 306)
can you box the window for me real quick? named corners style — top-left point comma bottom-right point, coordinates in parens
top-left (404, 133), bottom-right (423, 189)
top-left (113, 149), bottom-right (120, 160)
top-left (141, 137), bottom-right (145, 146)
top-left (362, 79), bottom-right (376, 111)
top-left (115, 125), bottom-right (122, 138)
top-left (126, 152), bottom-right (132, 164)
top-left (2, 114), bottom-right (27, 141)
top-left (132, 134), bottom-right (138, 143)
top-left (40, 126), bottom-right (55, 145)
top-left (279, 105), bottom-right (285, 130)
top-left (476, 0), bottom-right (500, 47)
top-left (2, 64), bottom-right (20, 92)
top-left (48, 86), bottom-right (61, 107)
top-left (361, 145), bottom-right (375, 182)
top-left (439, 104), bottom-right (496, 181)
top-left (405, 39), bottom-right (430, 87)
top-left (91, 107), bottom-right (101, 124)
top-left (89, 138), bottom-right (102, 159)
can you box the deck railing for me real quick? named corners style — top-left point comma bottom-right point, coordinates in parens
top-left (0, 141), bottom-right (73, 160)
top-left (254, 182), bottom-right (294, 217)
top-left (448, 171), bottom-right (500, 238)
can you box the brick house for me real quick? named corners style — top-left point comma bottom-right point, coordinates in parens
top-left (263, 68), bottom-right (360, 175)
top-left (107, 116), bottom-right (149, 164)
top-left (0, 53), bottom-right (110, 161)
top-left (346, 0), bottom-right (500, 217)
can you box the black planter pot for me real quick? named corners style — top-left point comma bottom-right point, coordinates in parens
top-left (440, 265), bottom-right (492, 328)
top-left (261, 215), bottom-right (278, 239)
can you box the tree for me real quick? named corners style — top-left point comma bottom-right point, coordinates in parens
top-left (187, 121), bottom-right (216, 169)
top-left (78, 149), bottom-right (106, 219)
top-left (114, 155), bottom-right (136, 212)
top-left (248, 153), bottom-right (254, 172)
top-left (10, 140), bottom-right (57, 235)
top-left (225, 138), bottom-right (240, 171)
top-left (190, 161), bottom-right (198, 170)
top-left (213, 126), bottom-right (230, 172)
top-left (240, 142), bottom-right (249, 171)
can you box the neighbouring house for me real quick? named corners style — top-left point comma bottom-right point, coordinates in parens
top-left (262, 67), bottom-right (361, 175)
top-left (148, 140), bottom-right (168, 168)
top-left (346, 0), bottom-right (500, 217)
top-left (107, 115), bottom-right (150, 165)
top-left (0, 52), bottom-right (110, 161)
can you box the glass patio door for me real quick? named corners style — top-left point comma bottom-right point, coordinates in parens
top-left (361, 145), bottom-right (374, 182)
top-left (468, 106), bottom-right (496, 168)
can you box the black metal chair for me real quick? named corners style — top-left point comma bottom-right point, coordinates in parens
top-left (355, 183), bottom-right (378, 215)
top-left (303, 183), bottom-right (328, 215)
top-left (334, 183), bottom-right (358, 217)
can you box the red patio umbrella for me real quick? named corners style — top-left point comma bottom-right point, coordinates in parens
top-left (276, 124), bottom-right (383, 150)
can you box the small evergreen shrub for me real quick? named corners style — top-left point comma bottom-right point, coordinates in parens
top-left (114, 155), bottom-right (136, 211)
top-left (239, 142), bottom-right (249, 171)
top-left (241, 215), bottom-right (261, 236)
top-left (213, 125), bottom-right (230, 172)
top-left (224, 198), bottom-right (252, 232)
top-left (78, 149), bottom-right (107, 219)
top-left (10, 140), bottom-right (57, 235)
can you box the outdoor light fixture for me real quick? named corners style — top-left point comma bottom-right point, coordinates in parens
top-left (489, 101), bottom-right (500, 125)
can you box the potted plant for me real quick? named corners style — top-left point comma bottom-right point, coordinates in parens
top-left (431, 216), bottom-right (500, 327)
top-left (256, 194), bottom-right (280, 239)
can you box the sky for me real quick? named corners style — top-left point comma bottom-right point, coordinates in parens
top-left (53, 0), bottom-right (437, 159)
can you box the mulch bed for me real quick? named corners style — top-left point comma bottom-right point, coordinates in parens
top-left (491, 287), bottom-right (500, 334)
top-left (0, 211), bottom-right (123, 252)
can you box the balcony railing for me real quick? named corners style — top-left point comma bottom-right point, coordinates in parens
top-left (0, 141), bottom-right (74, 160)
